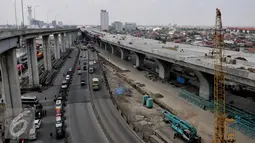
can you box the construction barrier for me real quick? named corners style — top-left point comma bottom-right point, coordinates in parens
top-left (179, 89), bottom-right (255, 139)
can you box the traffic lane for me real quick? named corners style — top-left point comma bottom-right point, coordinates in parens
top-left (54, 49), bottom-right (79, 85)
top-left (68, 103), bottom-right (110, 143)
top-left (68, 50), bottom-right (109, 143)
top-left (89, 50), bottom-right (143, 143)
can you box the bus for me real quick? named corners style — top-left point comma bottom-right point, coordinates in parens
top-left (21, 96), bottom-right (39, 105)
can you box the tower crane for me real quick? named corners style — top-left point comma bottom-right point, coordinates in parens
top-left (213, 8), bottom-right (235, 143)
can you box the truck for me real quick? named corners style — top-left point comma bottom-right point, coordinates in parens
top-left (88, 60), bottom-right (94, 74)
top-left (92, 78), bottom-right (100, 91)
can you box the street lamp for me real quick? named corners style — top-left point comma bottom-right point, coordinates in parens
top-left (14, 0), bottom-right (18, 28)
top-left (34, 5), bottom-right (40, 19)
top-left (47, 10), bottom-right (52, 24)
top-left (21, 0), bottom-right (25, 28)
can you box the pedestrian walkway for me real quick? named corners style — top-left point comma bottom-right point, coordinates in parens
top-left (96, 47), bottom-right (254, 143)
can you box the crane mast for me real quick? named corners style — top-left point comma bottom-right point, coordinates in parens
top-left (213, 8), bottom-right (235, 143)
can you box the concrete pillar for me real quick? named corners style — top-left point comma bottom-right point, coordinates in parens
top-left (134, 52), bottom-right (145, 67)
top-left (104, 43), bottom-right (107, 51)
top-left (194, 71), bottom-right (213, 100)
top-left (155, 59), bottom-right (171, 80)
top-left (26, 38), bottom-right (39, 85)
top-left (0, 49), bottom-right (22, 116)
top-left (60, 33), bottom-right (65, 53)
top-left (65, 33), bottom-right (69, 49)
top-left (110, 44), bottom-right (115, 55)
top-left (120, 48), bottom-right (129, 60)
top-left (100, 41), bottom-right (104, 49)
top-left (42, 35), bottom-right (52, 70)
top-left (69, 33), bottom-right (72, 48)
top-left (54, 34), bottom-right (60, 59)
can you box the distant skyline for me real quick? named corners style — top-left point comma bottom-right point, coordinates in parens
top-left (0, 0), bottom-right (254, 26)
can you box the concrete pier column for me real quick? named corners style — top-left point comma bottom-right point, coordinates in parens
top-left (26, 38), bottom-right (39, 85)
top-left (104, 43), bottom-right (108, 51)
top-left (54, 34), bottom-right (60, 59)
top-left (120, 48), bottom-right (129, 60)
top-left (155, 59), bottom-right (171, 80)
top-left (110, 44), bottom-right (115, 55)
top-left (134, 52), bottom-right (145, 67)
top-left (194, 71), bottom-right (213, 100)
top-left (42, 35), bottom-right (52, 70)
top-left (69, 33), bottom-right (72, 48)
top-left (0, 49), bottom-right (22, 116)
top-left (60, 33), bottom-right (65, 53)
top-left (65, 33), bottom-right (69, 49)
top-left (100, 41), bottom-right (104, 49)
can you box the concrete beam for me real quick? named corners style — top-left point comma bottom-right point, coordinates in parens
top-left (155, 59), bottom-right (171, 79)
top-left (54, 34), bottom-right (60, 59)
top-left (0, 49), bottom-right (22, 116)
top-left (120, 48), bottom-right (129, 60)
top-left (42, 35), bottom-right (52, 70)
top-left (26, 38), bottom-right (39, 85)
top-left (134, 52), bottom-right (145, 67)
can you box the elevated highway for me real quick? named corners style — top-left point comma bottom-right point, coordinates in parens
top-left (0, 28), bottom-right (79, 118)
top-left (85, 28), bottom-right (255, 100)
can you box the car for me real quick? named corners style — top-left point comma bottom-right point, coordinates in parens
top-left (29, 128), bottom-right (37, 140)
top-left (77, 69), bottom-right (82, 75)
top-left (65, 75), bottom-right (70, 81)
top-left (77, 66), bottom-right (81, 70)
top-left (33, 119), bottom-right (42, 129)
top-left (56, 120), bottom-right (63, 128)
top-left (56, 110), bottom-right (62, 117)
top-left (61, 80), bottom-right (68, 89)
top-left (56, 116), bottom-right (62, 122)
top-left (83, 66), bottom-right (87, 70)
top-left (80, 80), bottom-right (86, 86)
top-left (55, 100), bottom-right (62, 109)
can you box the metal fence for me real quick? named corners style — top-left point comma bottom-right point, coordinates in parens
top-left (179, 89), bottom-right (255, 139)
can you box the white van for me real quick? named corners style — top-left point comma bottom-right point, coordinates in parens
top-left (29, 128), bottom-right (37, 140)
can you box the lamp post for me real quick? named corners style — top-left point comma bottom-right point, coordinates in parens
top-left (21, 0), bottom-right (25, 28)
top-left (34, 5), bottom-right (40, 19)
top-left (47, 10), bottom-right (52, 25)
top-left (14, 0), bottom-right (18, 28)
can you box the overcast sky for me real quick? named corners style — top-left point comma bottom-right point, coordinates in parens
top-left (0, 0), bottom-right (254, 26)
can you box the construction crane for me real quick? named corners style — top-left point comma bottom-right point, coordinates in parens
top-left (213, 8), bottom-right (235, 143)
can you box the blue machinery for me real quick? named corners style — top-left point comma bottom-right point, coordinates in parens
top-left (162, 110), bottom-right (201, 143)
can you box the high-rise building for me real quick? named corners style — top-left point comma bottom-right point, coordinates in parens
top-left (52, 20), bottom-right (57, 28)
top-left (58, 21), bottom-right (63, 28)
top-left (27, 6), bottom-right (32, 25)
top-left (112, 21), bottom-right (123, 31)
top-left (124, 22), bottom-right (137, 31)
top-left (100, 10), bottom-right (109, 31)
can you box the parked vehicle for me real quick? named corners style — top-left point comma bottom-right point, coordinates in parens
top-left (29, 128), bottom-right (37, 140)
top-left (33, 119), bottom-right (42, 129)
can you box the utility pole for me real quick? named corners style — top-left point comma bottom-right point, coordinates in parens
top-left (21, 0), bottom-right (25, 28)
top-left (14, 0), bottom-right (18, 28)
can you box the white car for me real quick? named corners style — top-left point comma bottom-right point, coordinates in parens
top-left (56, 119), bottom-right (63, 128)
top-left (65, 75), bottom-right (70, 80)
top-left (33, 119), bottom-right (42, 129)
top-left (61, 80), bottom-right (68, 89)
top-left (29, 128), bottom-right (37, 140)
top-left (55, 100), bottom-right (62, 109)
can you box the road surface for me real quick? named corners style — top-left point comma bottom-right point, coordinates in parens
top-left (67, 49), bottom-right (109, 143)
top-left (88, 49), bottom-right (143, 143)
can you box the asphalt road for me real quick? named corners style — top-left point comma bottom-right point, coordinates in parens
top-left (88, 50), bottom-right (143, 143)
top-left (27, 49), bottom-right (78, 143)
top-left (67, 49), bottom-right (109, 143)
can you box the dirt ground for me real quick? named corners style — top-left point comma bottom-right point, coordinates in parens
top-left (103, 64), bottom-right (186, 142)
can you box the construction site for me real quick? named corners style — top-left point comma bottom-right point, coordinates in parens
top-left (91, 8), bottom-right (255, 143)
